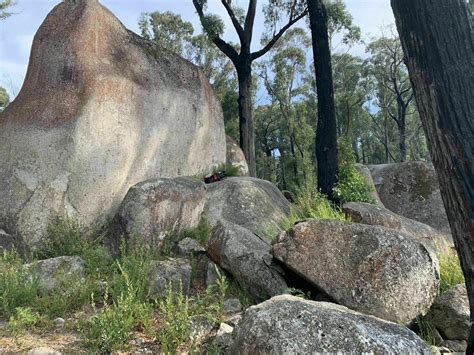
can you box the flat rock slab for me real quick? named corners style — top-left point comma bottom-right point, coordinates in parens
top-left (343, 202), bottom-right (453, 252)
top-left (230, 295), bottom-right (432, 354)
top-left (272, 219), bottom-right (439, 324)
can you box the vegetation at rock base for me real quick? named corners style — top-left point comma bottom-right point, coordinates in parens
top-left (0, 216), bottom-right (237, 352)
top-left (438, 249), bottom-right (465, 293)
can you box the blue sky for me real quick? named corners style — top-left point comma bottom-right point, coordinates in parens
top-left (0, 0), bottom-right (395, 99)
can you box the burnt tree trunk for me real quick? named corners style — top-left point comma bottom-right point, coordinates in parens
top-left (392, 0), bottom-right (474, 351)
top-left (236, 60), bottom-right (257, 177)
top-left (308, 0), bottom-right (339, 202)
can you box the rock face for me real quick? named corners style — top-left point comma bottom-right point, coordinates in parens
top-left (226, 135), bottom-right (249, 176)
top-left (369, 162), bottom-right (449, 232)
top-left (25, 256), bottom-right (85, 291)
top-left (208, 223), bottom-right (287, 302)
top-left (0, 0), bottom-right (225, 247)
top-left (108, 177), bottom-right (206, 251)
top-left (272, 219), bottom-right (439, 324)
top-left (148, 258), bottom-right (192, 299)
top-left (354, 164), bottom-right (384, 206)
top-left (0, 229), bottom-right (18, 252)
top-left (426, 284), bottom-right (470, 341)
top-left (343, 202), bottom-right (453, 252)
top-left (204, 177), bottom-right (291, 241)
top-left (230, 295), bottom-right (431, 354)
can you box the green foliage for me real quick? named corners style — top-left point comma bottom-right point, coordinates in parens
top-left (0, 0), bottom-right (14, 20)
top-left (85, 257), bottom-right (153, 352)
top-left (139, 11), bottom-right (194, 56)
top-left (8, 307), bottom-right (40, 336)
top-left (438, 249), bottom-right (465, 293)
top-left (280, 185), bottom-right (348, 231)
top-left (333, 164), bottom-right (375, 204)
top-left (0, 251), bottom-right (39, 317)
top-left (157, 283), bottom-right (191, 353)
top-left (36, 216), bottom-right (83, 259)
top-left (0, 86), bottom-right (9, 112)
top-left (415, 316), bottom-right (437, 347)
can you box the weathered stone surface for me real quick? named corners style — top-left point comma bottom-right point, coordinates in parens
top-left (0, 0), bottom-right (225, 247)
top-left (0, 228), bottom-right (17, 252)
top-left (204, 177), bottom-right (291, 241)
top-left (272, 219), bottom-right (439, 324)
top-left (369, 162), bottom-right (449, 232)
top-left (226, 135), bottom-right (249, 177)
top-left (25, 256), bottom-right (85, 291)
top-left (426, 284), bottom-right (470, 341)
top-left (442, 340), bottom-right (467, 352)
top-left (223, 298), bottom-right (242, 314)
top-left (354, 163), bottom-right (384, 207)
top-left (147, 258), bottom-right (191, 299)
top-left (230, 295), bottom-right (431, 354)
top-left (208, 223), bottom-right (287, 302)
top-left (343, 202), bottom-right (453, 252)
top-left (27, 348), bottom-right (61, 355)
top-left (176, 237), bottom-right (206, 257)
top-left (108, 177), bottom-right (206, 251)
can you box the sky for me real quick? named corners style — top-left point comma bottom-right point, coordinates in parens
top-left (0, 0), bottom-right (395, 99)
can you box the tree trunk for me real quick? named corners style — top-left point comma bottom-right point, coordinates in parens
top-left (308, 0), bottom-right (339, 202)
top-left (391, 0), bottom-right (474, 351)
top-left (398, 121), bottom-right (407, 162)
top-left (236, 62), bottom-right (257, 177)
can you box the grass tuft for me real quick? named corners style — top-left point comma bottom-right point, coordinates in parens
top-left (438, 249), bottom-right (465, 293)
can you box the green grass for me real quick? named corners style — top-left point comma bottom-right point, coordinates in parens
top-left (438, 249), bottom-right (465, 293)
top-left (0, 215), bottom-right (233, 352)
top-left (415, 316), bottom-right (438, 347)
top-left (280, 186), bottom-right (349, 231)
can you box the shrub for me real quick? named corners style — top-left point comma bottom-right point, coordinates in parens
top-left (85, 264), bottom-right (153, 352)
top-left (438, 249), bottom-right (465, 293)
top-left (415, 316), bottom-right (437, 347)
top-left (333, 163), bottom-right (375, 205)
top-left (157, 283), bottom-right (191, 353)
top-left (8, 307), bottom-right (40, 337)
top-left (0, 251), bottom-right (39, 317)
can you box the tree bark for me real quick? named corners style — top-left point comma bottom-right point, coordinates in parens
top-left (391, 0), bottom-right (474, 351)
top-left (308, 0), bottom-right (339, 202)
top-left (236, 61), bottom-right (257, 177)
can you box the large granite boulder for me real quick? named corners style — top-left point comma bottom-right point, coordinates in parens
top-left (0, 0), bottom-right (225, 248)
top-left (204, 177), bottom-right (291, 241)
top-left (272, 219), bottom-right (439, 324)
top-left (343, 202), bottom-right (453, 252)
top-left (369, 162), bottom-right (450, 232)
top-left (107, 177), bottom-right (206, 251)
top-left (354, 164), bottom-right (384, 206)
top-left (207, 223), bottom-right (287, 302)
top-left (230, 295), bottom-right (431, 354)
top-left (226, 135), bottom-right (249, 177)
top-left (426, 284), bottom-right (470, 342)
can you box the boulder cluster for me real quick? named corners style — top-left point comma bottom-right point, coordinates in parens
top-left (0, 0), bottom-right (465, 353)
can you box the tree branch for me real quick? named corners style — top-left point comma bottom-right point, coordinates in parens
top-left (221, 0), bottom-right (245, 43)
top-left (192, 0), bottom-right (239, 62)
top-left (244, 0), bottom-right (257, 46)
top-left (251, 8), bottom-right (308, 60)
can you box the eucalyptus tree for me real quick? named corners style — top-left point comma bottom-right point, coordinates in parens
top-left (258, 28), bottom-right (314, 191)
top-left (307, 0), bottom-right (339, 201)
top-left (366, 33), bottom-right (415, 162)
top-left (192, 0), bottom-right (308, 177)
top-left (392, 0), bottom-right (474, 351)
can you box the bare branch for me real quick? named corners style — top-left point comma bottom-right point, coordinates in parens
top-left (251, 8), bottom-right (308, 60)
top-left (221, 0), bottom-right (245, 43)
